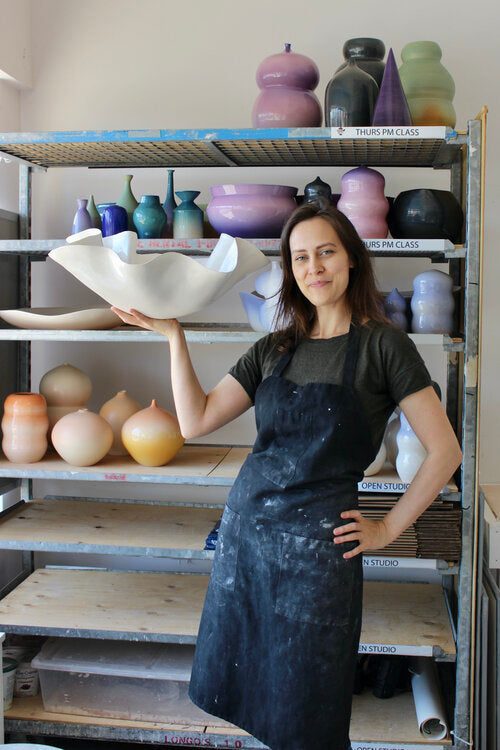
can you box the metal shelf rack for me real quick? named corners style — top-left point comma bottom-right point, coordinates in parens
top-left (0, 122), bottom-right (484, 750)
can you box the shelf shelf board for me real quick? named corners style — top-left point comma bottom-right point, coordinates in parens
top-left (0, 448), bottom-right (458, 496)
top-left (0, 499), bottom-right (457, 569)
top-left (0, 237), bottom-right (465, 261)
top-left (4, 691), bottom-right (452, 748)
top-left (0, 568), bottom-right (456, 657)
top-left (0, 126), bottom-right (462, 169)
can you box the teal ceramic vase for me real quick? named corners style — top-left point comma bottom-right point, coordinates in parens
top-left (173, 190), bottom-right (204, 239)
top-left (162, 169), bottom-right (177, 238)
top-left (87, 194), bottom-right (102, 230)
top-left (117, 174), bottom-right (139, 231)
top-left (133, 195), bottom-right (166, 239)
top-left (398, 41), bottom-right (456, 127)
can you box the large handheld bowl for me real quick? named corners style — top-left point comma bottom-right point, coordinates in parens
top-left (49, 230), bottom-right (268, 319)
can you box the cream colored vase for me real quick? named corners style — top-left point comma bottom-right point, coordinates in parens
top-left (121, 399), bottom-right (184, 466)
top-left (2, 392), bottom-right (49, 463)
top-left (40, 363), bottom-right (92, 430)
top-left (51, 408), bottom-right (113, 466)
top-left (99, 390), bottom-right (142, 456)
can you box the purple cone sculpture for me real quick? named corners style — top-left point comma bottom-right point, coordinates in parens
top-left (372, 48), bottom-right (412, 126)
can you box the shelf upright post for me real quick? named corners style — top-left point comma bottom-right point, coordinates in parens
top-left (453, 117), bottom-right (484, 750)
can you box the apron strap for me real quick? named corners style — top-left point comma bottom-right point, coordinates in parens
top-left (342, 321), bottom-right (361, 388)
top-left (272, 350), bottom-right (294, 377)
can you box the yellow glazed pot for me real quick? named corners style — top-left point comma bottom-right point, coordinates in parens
top-left (121, 399), bottom-right (184, 466)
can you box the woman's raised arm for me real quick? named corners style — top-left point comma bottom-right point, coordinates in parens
top-left (111, 308), bottom-right (253, 439)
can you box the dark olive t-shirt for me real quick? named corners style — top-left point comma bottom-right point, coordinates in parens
top-left (228, 322), bottom-right (432, 452)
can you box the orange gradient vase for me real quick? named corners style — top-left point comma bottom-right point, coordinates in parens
top-left (2, 392), bottom-right (49, 463)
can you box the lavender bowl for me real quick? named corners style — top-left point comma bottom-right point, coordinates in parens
top-left (207, 184), bottom-right (298, 238)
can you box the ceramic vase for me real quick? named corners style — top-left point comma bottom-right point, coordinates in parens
top-left (102, 204), bottom-right (128, 238)
top-left (39, 363), bottom-right (92, 407)
top-left (121, 399), bottom-right (184, 466)
top-left (372, 48), bottom-right (412, 126)
top-left (384, 411), bottom-right (401, 467)
top-left (117, 175), bottom-right (139, 232)
top-left (398, 41), bottom-right (456, 127)
top-left (51, 409), bottom-right (113, 466)
top-left (304, 176), bottom-right (332, 206)
top-left (336, 37), bottom-right (386, 87)
top-left (324, 60), bottom-right (378, 127)
top-left (411, 270), bottom-right (454, 334)
top-left (71, 199), bottom-right (93, 235)
top-left (173, 191), bottom-right (203, 239)
top-left (87, 194), bottom-right (102, 230)
top-left (252, 43), bottom-right (322, 128)
top-left (96, 202), bottom-right (116, 219)
top-left (388, 188), bottom-right (463, 242)
top-left (133, 195), bottom-right (166, 239)
top-left (99, 390), bottom-right (142, 456)
top-left (207, 184), bottom-right (297, 238)
top-left (364, 441), bottom-right (387, 476)
top-left (1, 392), bottom-right (48, 463)
top-left (337, 166), bottom-right (389, 238)
top-left (396, 411), bottom-right (426, 482)
top-left (384, 288), bottom-right (408, 330)
top-left (255, 261), bottom-right (283, 299)
top-left (162, 169), bottom-right (177, 238)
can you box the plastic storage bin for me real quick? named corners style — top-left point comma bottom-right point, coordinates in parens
top-left (32, 638), bottom-right (232, 726)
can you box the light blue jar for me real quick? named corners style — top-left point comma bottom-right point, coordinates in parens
top-left (173, 190), bottom-right (204, 239)
top-left (133, 195), bottom-right (166, 239)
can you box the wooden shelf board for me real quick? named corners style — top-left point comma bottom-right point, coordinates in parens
top-left (0, 499), bottom-right (221, 557)
top-left (5, 691), bottom-right (452, 745)
top-left (0, 569), bottom-right (455, 655)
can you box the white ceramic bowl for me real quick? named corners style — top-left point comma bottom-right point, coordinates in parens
top-left (49, 231), bottom-right (268, 319)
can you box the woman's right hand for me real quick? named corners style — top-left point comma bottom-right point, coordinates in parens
top-left (111, 307), bottom-right (182, 340)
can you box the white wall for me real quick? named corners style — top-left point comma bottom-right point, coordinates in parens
top-left (1, 0), bottom-right (498, 479)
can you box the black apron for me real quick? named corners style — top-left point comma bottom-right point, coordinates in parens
top-left (189, 323), bottom-right (376, 750)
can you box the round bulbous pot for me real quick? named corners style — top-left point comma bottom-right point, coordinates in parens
top-left (99, 390), bottom-right (142, 456)
top-left (121, 399), bottom-right (184, 467)
top-left (2, 392), bottom-right (49, 463)
top-left (388, 188), bottom-right (463, 242)
top-left (336, 37), bottom-right (386, 87)
top-left (39, 363), bottom-right (92, 407)
top-left (51, 409), bottom-right (113, 466)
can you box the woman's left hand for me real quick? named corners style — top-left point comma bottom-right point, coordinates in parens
top-left (333, 510), bottom-right (392, 559)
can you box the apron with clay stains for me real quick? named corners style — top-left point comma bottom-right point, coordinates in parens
top-left (189, 322), bottom-right (376, 750)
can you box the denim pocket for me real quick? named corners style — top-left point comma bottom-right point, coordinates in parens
top-left (275, 532), bottom-right (354, 627)
top-left (211, 505), bottom-right (240, 591)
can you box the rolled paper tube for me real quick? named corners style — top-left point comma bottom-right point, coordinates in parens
top-left (410, 657), bottom-right (449, 740)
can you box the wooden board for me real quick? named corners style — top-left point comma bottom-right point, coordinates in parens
top-left (0, 570), bottom-right (455, 654)
top-left (0, 445), bottom-right (230, 481)
top-left (5, 691), bottom-right (452, 745)
top-left (0, 500), bottom-right (221, 554)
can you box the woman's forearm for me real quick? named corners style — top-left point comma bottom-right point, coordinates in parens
top-left (167, 326), bottom-right (211, 438)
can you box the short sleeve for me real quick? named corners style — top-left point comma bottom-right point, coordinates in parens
top-left (379, 326), bottom-right (432, 405)
top-left (228, 334), bottom-right (276, 403)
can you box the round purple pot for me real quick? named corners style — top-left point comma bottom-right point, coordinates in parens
top-left (207, 184), bottom-right (298, 238)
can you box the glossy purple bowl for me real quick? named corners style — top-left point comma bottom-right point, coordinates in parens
top-left (207, 184), bottom-right (298, 238)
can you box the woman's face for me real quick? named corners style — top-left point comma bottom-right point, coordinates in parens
top-left (289, 217), bottom-right (354, 311)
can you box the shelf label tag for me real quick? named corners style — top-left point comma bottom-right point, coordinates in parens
top-left (359, 643), bottom-right (434, 656)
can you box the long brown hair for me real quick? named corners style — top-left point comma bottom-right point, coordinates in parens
top-left (273, 202), bottom-right (387, 350)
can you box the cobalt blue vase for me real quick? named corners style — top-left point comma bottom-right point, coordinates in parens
top-left (101, 204), bottom-right (128, 238)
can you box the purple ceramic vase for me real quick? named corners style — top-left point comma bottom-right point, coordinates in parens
top-left (101, 204), bottom-right (128, 238)
top-left (207, 184), bottom-right (297, 238)
top-left (372, 48), bottom-right (412, 126)
top-left (411, 270), bottom-right (454, 334)
top-left (384, 288), bottom-right (408, 330)
top-left (71, 199), bottom-right (93, 235)
top-left (252, 43), bottom-right (322, 128)
top-left (337, 166), bottom-right (389, 238)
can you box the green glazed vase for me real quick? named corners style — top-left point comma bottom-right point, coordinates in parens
top-left (398, 41), bottom-right (456, 127)
top-left (87, 194), bottom-right (102, 230)
top-left (117, 174), bottom-right (139, 231)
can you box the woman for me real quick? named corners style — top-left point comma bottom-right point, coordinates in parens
top-left (112, 203), bottom-right (462, 750)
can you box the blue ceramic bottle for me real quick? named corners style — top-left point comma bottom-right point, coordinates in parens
top-left (101, 204), bottom-right (128, 238)
top-left (71, 199), bottom-right (93, 234)
top-left (162, 169), bottom-right (177, 238)
top-left (173, 190), bottom-right (203, 239)
top-left (133, 195), bottom-right (167, 239)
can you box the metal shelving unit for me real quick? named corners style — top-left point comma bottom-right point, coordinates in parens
top-left (0, 121), bottom-right (484, 750)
